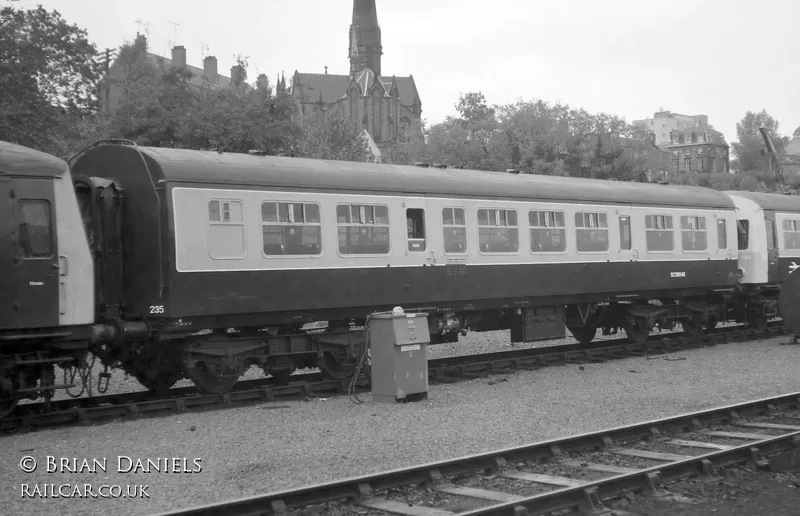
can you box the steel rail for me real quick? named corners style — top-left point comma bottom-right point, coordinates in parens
top-left (0, 321), bottom-right (788, 434)
top-left (459, 430), bottom-right (800, 516)
top-left (149, 391), bottom-right (800, 516)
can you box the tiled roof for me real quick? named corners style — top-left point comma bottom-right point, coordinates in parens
top-left (293, 73), bottom-right (352, 103)
top-left (145, 53), bottom-right (232, 89)
top-left (671, 126), bottom-right (727, 146)
top-left (293, 68), bottom-right (419, 107)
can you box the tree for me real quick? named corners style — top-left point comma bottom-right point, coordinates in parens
top-left (108, 41), bottom-right (200, 148)
top-left (295, 110), bottom-right (370, 162)
top-left (384, 119), bottom-right (428, 165)
top-left (0, 5), bottom-right (104, 155)
top-left (731, 109), bottom-right (788, 174)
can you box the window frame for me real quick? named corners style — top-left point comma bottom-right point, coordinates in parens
top-left (476, 207), bottom-right (520, 255)
top-left (528, 209), bottom-right (567, 254)
top-left (717, 218), bottom-right (727, 250)
top-left (442, 206), bottom-right (468, 255)
top-left (619, 214), bottom-right (632, 251)
top-left (17, 199), bottom-right (54, 259)
top-left (260, 201), bottom-right (323, 258)
top-left (736, 219), bottom-right (749, 250)
top-left (680, 215), bottom-right (708, 253)
top-left (574, 211), bottom-right (610, 254)
top-left (782, 218), bottom-right (800, 250)
top-left (335, 202), bottom-right (391, 256)
top-left (207, 198), bottom-right (246, 260)
top-left (644, 214), bottom-right (675, 253)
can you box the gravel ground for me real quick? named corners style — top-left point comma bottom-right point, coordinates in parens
top-left (2, 334), bottom-right (797, 516)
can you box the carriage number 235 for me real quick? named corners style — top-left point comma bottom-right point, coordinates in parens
top-left (149, 305), bottom-right (165, 314)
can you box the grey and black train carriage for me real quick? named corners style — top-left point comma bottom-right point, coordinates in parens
top-left (65, 141), bottom-right (741, 394)
top-left (2, 138), bottom-right (791, 414)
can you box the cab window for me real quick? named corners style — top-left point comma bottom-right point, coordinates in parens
top-left (18, 199), bottom-right (53, 258)
top-left (736, 220), bottom-right (749, 250)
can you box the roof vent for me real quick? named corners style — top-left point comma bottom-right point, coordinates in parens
top-left (433, 163), bottom-right (447, 169)
top-left (506, 168), bottom-right (520, 174)
top-left (248, 150), bottom-right (266, 156)
top-left (414, 162), bottom-right (429, 168)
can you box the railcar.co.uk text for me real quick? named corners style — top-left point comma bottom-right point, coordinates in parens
top-left (18, 455), bottom-right (203, 499)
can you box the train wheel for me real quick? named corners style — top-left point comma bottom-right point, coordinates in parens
top-left (624, 320), bottom-right (650, 345)
top-left (682, 318), bottom-right (707, 344)
top-left (318, 351), bottom-right (358, 381)
top-left (135, 370), bottom-right (182, 397)
top-left (748, 312), bottom-right (768, 331)
top-left (0, 398), bottom-right (18, 420)
top-left (186, 365), bottom-right (238, 394)
top-left (567, 325), bottom-right (597, 346)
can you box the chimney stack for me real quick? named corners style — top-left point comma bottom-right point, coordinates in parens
top-left (203, 56), bottom-right (218, 83)
top-left (171, 45), bottom-right (186, 68)
top-left (230, 64), bottom-right (245, 86)
top-left (134, 33), bottom-right (147, 52)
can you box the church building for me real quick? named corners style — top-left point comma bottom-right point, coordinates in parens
top-left (291, 0), bottom-right (423, 158)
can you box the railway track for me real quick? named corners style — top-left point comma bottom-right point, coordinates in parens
top-left (0, 322), bottom-right (789, 434)
top-left (151, 391), bottom-right (800, 516)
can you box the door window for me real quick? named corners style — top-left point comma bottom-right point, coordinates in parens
top-left (406, 208), bottom-right (426, 252)
top-left (18, 200), bottom-right (53, 258)
top-left (766, 220), bottom-right (776, 250)
top-left (618, 215), bottom-right (631, 250)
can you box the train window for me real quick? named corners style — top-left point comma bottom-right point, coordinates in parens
top-left (574, 212), bottom-right (609, 252)
top-left (717, 219), bottom-right (727, 250)
top-left (766, 220), bottom-right (776, 250)
top-left (442, 207), bottom-right (467, 254)
top-left (645, 214), bottom-right (674, 252)
top-left (529, 210), bottom-right (566, 252)
top-left (406, 208), bottom-right (426, 252)
top-left (261, 202), bottom-right (322, 256)
top-left (736, 220), bottom-right (749, 250)
top-left (782, 219), bottom-right (800, 250)
top-left (477, 208), bottom-right (519, 253)
top-left (680, 215), bottom-right (707, 251)
top-left (337, 203), bottom-right (390, 255)
top-left (17, 199), bottom-right (53, 258)
top-left (207, 199), bottom-right (245, 259)
top-left (619, 216), bottom-right (632, 251)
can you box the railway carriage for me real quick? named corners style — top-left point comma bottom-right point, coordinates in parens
top-left (0, 141), bottom-right (96, 417)
top-left (65, 141), bottom-right (741, 394)
top-left (5, 138), bottom-right (793, 411)
top-left (725, 191), bottom-right (800, 327)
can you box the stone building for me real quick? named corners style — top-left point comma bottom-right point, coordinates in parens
top-left (291, 0), bottom-right (423, 158)
top-left (667, 126), bottom-right (730, 174)
top-left (99, 34), bottom-right (258, 115)
top-left (633, 110), bottom-right (709, 148)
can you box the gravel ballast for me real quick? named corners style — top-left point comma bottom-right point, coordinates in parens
top-left (1, 334), bottom-right (798, 516)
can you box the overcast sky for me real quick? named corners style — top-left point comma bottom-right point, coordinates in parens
top-left (26, 0), bottom-right (800, 144)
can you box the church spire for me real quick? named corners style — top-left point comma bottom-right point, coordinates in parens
top-left (348, 0), bottom-right (382, 77)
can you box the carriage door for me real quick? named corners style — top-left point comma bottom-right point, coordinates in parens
top-left (404, 202), bottom-right (432, 264)
top-left (0, 176), bottom-right (17, 329)
top-left (9, 177), bottom-right (60, 329)
top-left (764, 211), bottom-right (780, 283)
top-left (616, 207), bottom-right (637, 262)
